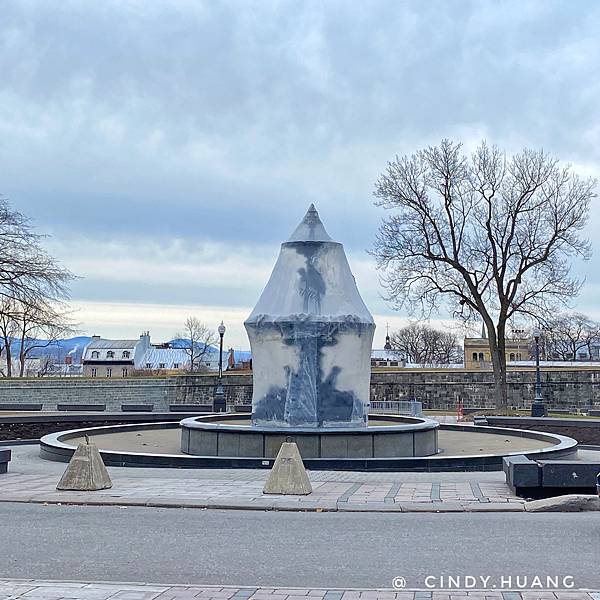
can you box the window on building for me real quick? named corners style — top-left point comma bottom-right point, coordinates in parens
top-left (472, 352), bottom-right (478, 361)
top-left (122, 368), bottom-right (128, 377)
top-left (509, 353), bottom-right (515, 361)
top-left (122, 351), bottom-right (130, 359)
top-left (107, 351), bottom-right (114, 359)
top-left (478, 352), bottom-right (484, 361)
top-left (91, 351), bottom-right (99, 359)
top-left (173, 363), bottom-right (179, 369)
top-left (146, 363), bottom-right (152, 369)
top-left (159, 363), bottom-right (166, 369)
top-left (106, 368), bottom-right (112, 377)
top-left (91, 368), bottom-right (97, 377)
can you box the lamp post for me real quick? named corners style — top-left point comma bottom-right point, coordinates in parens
top-left (531, 327), bottom-right (547, 417)
top-left (213, 321), bottom-right (226, 413)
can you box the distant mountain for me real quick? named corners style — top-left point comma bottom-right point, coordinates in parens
top-left (167, 339), bottom-right (251, 361)
top-left (2, 335), bottom-right (252, 363)
top-left (167, 338), bottom-right (218, 352)
top-left (1, 336), bottom-right (92, 361)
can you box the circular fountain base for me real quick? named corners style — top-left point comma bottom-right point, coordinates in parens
top-left (180, 414), bottom-right (439, 459)
top-left (39, 414), bottom-right (579, 471)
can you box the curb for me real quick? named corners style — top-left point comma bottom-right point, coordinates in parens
top-left (524, 494), bottom-right (600, 512)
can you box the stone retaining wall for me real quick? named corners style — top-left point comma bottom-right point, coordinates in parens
top-left (0, 378), bottom-right (171, 411)
top-left (1, 367), bottom-right (600, 411)
top-left (486, 416), bottom-right (600, 445)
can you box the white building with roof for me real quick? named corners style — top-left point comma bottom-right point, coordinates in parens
top-left (82, 332), bottom-right (229, 376)
top-left (82, 333), bottom-right (152, 377)
top-left (141, 347), bottom-right (189, 371)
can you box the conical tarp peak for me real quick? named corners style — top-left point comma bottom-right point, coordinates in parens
top-left (287, 204), bottom-right (333, 243)
top-left (56, 441), bottom-right (112, 491)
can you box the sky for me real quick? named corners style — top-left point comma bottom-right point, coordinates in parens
top-left (1, 0), bottom-right (600, 349)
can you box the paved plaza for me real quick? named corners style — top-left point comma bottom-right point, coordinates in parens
top-left (0, 445), bottom-right (523, 512)
top-left (1, 581), bottom-right (599, 600)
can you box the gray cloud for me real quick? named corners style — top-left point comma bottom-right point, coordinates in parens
top-left (1, 0), bottom-right (599, 343)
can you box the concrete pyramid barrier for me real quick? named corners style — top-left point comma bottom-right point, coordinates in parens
top-left (263, 442), bottom-right (312, 495)
top-left (56, 440), bottom-right (112, 491)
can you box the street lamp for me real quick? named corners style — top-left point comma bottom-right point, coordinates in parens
top-left (531, 327), bottom-right (547, 417)
top-left (217, 321), bottom-right (226, 378)
top-left (213, 321), bottom-right (226, 413)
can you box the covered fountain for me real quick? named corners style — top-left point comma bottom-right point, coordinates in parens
top-left (179, 204), bottom-right (440, 459)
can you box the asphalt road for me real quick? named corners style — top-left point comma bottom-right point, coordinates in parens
top-left (0, 503), bottom-right (598, 589)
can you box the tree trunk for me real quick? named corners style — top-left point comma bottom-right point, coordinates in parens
top-left (19, 327), bottom-right (26, 377)
top-left (19, 348), bottom-right (25, 377)
top-left (487, 322), bottom-right (509, 412)
top-left (4, 342), bottom-right (12, 377)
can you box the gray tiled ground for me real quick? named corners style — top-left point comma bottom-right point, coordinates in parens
top-left (0, 445), bottom-right (524, 512)
top-left (0, 582), bottom-right (597, 600)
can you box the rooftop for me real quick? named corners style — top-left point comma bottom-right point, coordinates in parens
top-left (86, 339), bottom-right (139, 350)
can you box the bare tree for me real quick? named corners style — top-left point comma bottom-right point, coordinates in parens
top-left (176, 317), bottom-right (217, 372)
top-left (372, 140), bottom-right (595, 409)
top-left (0, 297), bottom-right (19, 376)
top-left (0, 294), bottom-right (76, 377)
top-left (14, 299), bottom-right (76, 376)
top-left (436, 330), bottom-right (463, 364)
top-left (546, 312), bottom-right (600, 360)
top-left (0, 197), bottom-right (74, 305)
top-left (0, 197), bottom-right (76, 377)
top-left (389, 323), bottom-right (461, 364)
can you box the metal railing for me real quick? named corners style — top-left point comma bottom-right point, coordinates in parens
top-left (370, 400), bottom-right (423, 417)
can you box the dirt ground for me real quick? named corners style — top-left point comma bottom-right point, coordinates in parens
top-left (67, 427), bottom-right (554, 456)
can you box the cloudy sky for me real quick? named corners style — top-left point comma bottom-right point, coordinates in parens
top-left (1, 0), bottom-right (599, 348)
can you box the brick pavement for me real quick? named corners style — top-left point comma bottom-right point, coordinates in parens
top-left (0, 445), bottom-right (525, 513)
top-left (0, 471), bottom-right (525, 512)
top-left (0, 581), bottom-right (598, 600)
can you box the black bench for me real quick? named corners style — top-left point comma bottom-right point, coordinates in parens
top-left (504, 455), bottom-right (600, 497)
top-left (0, 448), bottom-right (11, 474)
top-left (462, 407), bottom-right (496, 415)
top-left (169, 404), bottom-right (213, 412)
top-left (233, 405), bottom-right (252, 413)
top-left (121, 404), bottom-right (154, 412)
top-left (0, 403), bottom-right (42, 411)
top-left (57, 403), bottom-right (106, 411)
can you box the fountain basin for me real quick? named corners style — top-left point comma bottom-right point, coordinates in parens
top-left (180, 414), bottom-right (439, 459)
top-left (39, 416), bottom-right (578, 471)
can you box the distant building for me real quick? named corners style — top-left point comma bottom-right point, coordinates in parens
top-left (371, 332), bottom-right (406, 368)
top-left (463, 326), bottom-right (530, 369)
top-left (371, 350), bottom-right (405, 368)
top-left (81, 332), bottom-right (253, 376)
top-left (371, 334), bottom-right (403, 367)
top-left (227, 347), bottom-right (252, 371)
top-left (82, 333), bottom-right (152, 377)
top-left (141, 346), bottom-right (189, 371)
top-left (44, 362), bottom-right (84, 377)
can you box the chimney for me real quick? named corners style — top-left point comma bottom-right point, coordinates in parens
top-left (139, 331), bottom-right (151, 350)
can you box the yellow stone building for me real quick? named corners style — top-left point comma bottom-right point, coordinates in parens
top-left (463, 335), bottom-right (530, 368)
